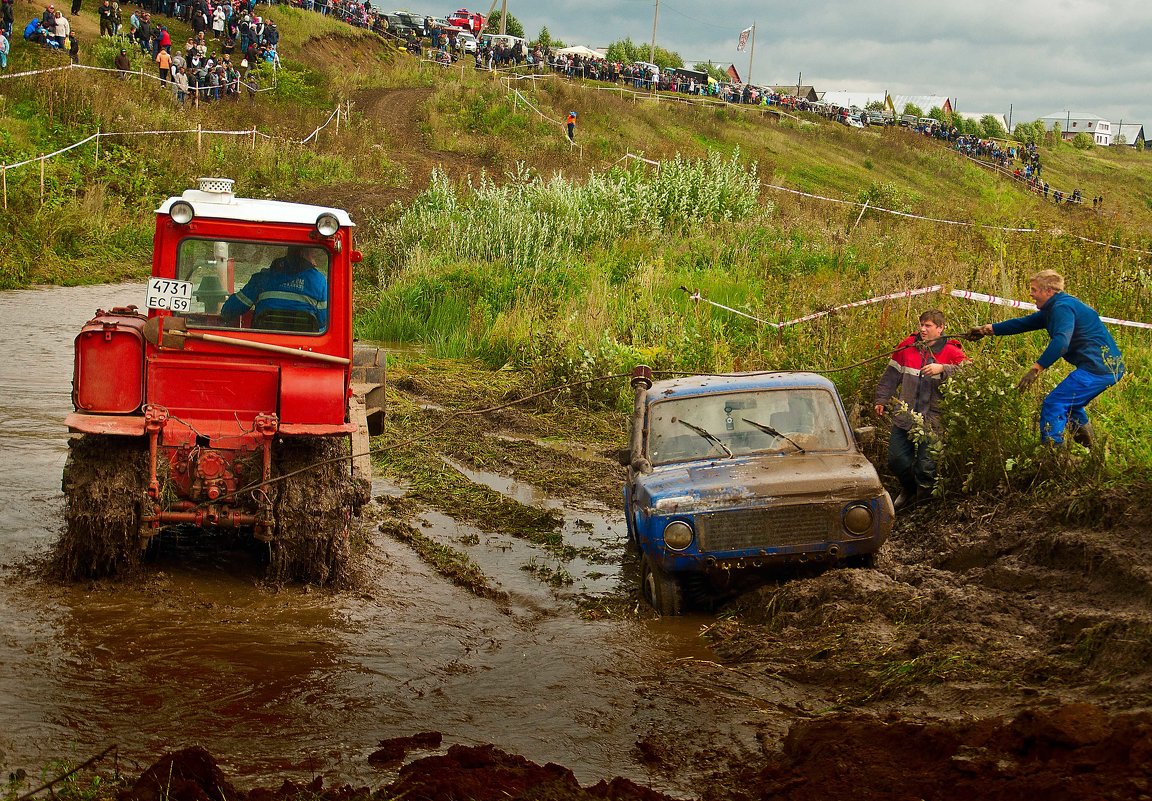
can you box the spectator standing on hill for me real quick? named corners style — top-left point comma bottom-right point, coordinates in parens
top-left (0, 29), bottom-right (8, 69)
top-left (53, 10), bottom-right (68, 48)
top-left (41, 4), bottom-right (55, 31)
top-left (874, 309), bottom-right (969, 509)
top-left (4, 0), bottom-right (16, 38)
top-left (156, 45), bottom-right (171, 81)
top-left (173, 64), bottom-right (188, 102)
top-left (970, 270), bottom-right (1125, 447)
top-left (114, 46), bottom-right (130, 75)
top-left (565, 110), bottom-right (576, 142)
top-left (70, 0), bottom-right (79, 17)
top-left (98, 0), bottom-right (112, 34)
top-left (67, 30), bottom-right (77, 61)
top-left (109, 0), bottom-right (119, 34)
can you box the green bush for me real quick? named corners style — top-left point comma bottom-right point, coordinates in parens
top-left (1072, 132), bottom-right (1095, 150)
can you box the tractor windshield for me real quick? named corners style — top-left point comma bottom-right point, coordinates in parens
top-left (173, 238), bottom-right (330, 334)
top-left (646, 388), bottom-right (851, 465)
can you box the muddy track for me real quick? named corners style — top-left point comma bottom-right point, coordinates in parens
top-left (292, 88), bottom-right (488, 220)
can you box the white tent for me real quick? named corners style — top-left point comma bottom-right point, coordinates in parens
top-left (556, 45), bottom-right (606, 60)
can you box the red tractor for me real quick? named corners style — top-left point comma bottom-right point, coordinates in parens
top-left (61, 178), bottom-right (384, 584)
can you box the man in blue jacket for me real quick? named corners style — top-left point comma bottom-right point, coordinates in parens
top-left (971, 270), bottom-right (1124, 446)
top-left (221, 246), bottom-right (328, 332)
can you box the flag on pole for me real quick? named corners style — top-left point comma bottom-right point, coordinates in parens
top-left (726, 63), bottom-right (741, 83)
top-left (736, 26), bottom-right (752, 52)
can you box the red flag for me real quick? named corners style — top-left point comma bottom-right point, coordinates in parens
top-left (726, 64), bottom-right (741, 83)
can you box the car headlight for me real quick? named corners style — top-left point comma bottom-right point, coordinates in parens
top-left (663, 520), bottom-right (694, 551)
top-left (170, 201), bottom-right (195, 225)
top-left (843, 504), bottom-right (874, 536)
top-left (315, 212), bottom-right (340, 237)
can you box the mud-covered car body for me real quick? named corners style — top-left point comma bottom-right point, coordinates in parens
top-left (621, 370), bottom-right (893, 614)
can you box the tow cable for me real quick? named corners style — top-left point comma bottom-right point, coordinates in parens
top-left (212, 323), bottom-right (979, 503)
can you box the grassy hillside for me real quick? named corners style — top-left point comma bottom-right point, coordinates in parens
top-left (3, 7), bottom-right (1150, 497)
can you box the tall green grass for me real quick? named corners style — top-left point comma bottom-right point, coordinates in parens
top-left (357, 150), bottom-right (1152, 494)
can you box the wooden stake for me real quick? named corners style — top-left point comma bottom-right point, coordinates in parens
top-left (251, 126), bottom-right (257, 149)
top-left (197, 123), bottom-right (202, 152)
top-left (40, 155), bottom-right (45, 205)
top-left (95, 127), bottom-right (100, 167)
top-left (2, 165), bottom-right (6, 211)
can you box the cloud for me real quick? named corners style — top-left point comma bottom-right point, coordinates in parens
top-left (511, 0), bottom-right (1152, 124)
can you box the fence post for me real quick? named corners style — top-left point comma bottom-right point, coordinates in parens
top-left (95, 127), bottom-right (101, 167)
top-left (139, 65), bottom-right (143, 86)
top-left (2, 165), bottom-right (6, 211)
top-left (40, 155), bottom-right (45, 206)
top-left (335, 105), bottom-right (340, 135)
top-left (197, 123), bottom-right (202, 152)
top-left (251, 126), bottom-right (257, 149)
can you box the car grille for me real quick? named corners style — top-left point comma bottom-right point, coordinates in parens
top-left (696, 505), bottom-right (833, 552)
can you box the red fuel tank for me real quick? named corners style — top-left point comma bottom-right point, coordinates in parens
top-left (72, 307), bottom-right (148, 414)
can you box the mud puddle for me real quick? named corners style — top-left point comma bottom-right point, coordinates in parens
top-left (0, 284), bottom-right (760, 797)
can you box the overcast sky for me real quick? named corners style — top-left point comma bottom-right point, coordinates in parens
top-left (497, 0), bottom-right (1150, 127)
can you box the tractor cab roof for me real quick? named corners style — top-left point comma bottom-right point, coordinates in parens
top-left (156, 178), bottom-right (355, 228)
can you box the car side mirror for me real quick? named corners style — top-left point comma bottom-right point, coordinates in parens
top-left (616, 447), bottom-right (632, 467)
top-left (853, 426), bottom-right (876, 446)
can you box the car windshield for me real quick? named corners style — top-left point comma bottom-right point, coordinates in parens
top-left (172, 238), bottom-right (330, 334)
top-left (646, 388), bottom-right (850, 465)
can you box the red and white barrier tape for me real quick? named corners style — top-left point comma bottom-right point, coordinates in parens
top-left (687, 285), bottom-right (1152, 330)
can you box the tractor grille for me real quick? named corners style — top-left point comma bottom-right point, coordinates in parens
top-left (696, 505), bottom-right (833, 553)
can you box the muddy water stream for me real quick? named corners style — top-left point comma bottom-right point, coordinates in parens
top-left (0, 285), bottom-right (764, 796)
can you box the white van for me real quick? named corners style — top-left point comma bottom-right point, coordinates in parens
top-left (480, 33), bottom-right (526, 51)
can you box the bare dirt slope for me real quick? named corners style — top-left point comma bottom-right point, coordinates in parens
top-left (292, 87), bottom-right (488, 220)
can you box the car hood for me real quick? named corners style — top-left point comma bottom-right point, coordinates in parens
top-left (634, 452), bottom-right (883, 513)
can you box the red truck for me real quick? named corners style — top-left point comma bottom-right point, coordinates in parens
top-left (62, 178), bottom-right (384, 584)
top-left (447, 8), bottom-right (485, 36)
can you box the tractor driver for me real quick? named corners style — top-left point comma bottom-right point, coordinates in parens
top-left (221, 246), bottom-right (328, 332)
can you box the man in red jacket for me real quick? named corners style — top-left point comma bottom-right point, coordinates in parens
top-left (874, 309), bottom-right (969, 509)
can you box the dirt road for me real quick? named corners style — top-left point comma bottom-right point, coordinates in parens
top-left (3, 284), bottom-right (1151, 800)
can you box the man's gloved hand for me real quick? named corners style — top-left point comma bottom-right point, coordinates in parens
top-left (963, 327), bottom-right (985, 342)
top-left (1016, 365), bottom-right (1043, 393)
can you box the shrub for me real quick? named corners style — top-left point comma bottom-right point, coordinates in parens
top-left (1072, 132), bottom-right (1094, 150)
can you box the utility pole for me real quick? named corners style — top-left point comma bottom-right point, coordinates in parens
top-left (1008, 103), bottom-right (1013, 132)
top-left (746, 22), bottom-right (755, 86)
top-left (796, 70), bottom-right (801, 99)
top-left (649, 0), bottom-right (659, 65)
top-left (499, 0), bottom-right (506, 34)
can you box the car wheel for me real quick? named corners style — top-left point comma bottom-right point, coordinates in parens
top-left (641, 553), bottom-right (684, 616)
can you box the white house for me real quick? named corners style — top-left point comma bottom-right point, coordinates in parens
top-left (1112, 123), bottom-right (1145, 148)
top-left (1040, 112), bottom-right (1112, 146)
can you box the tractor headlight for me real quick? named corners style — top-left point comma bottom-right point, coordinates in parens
top-left (663, 520), bottom-right (694, 551)
top-left (843, 504), bottom-right (874, 536)
top-left (315, 212), bottom-right (340, 237)
top-left (170, 201), bottom-right (195, 225)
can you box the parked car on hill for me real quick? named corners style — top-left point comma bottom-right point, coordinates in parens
top-left (456, 30), bottom-right (478, 53)
top-left (620, 368), bottom-right (893, 615)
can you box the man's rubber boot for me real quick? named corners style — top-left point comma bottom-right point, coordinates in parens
top-left (1071, 422), bottom-right (1095, 449)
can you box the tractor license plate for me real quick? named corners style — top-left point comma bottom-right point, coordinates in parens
top-left (146, 279), bottom-right (194, 312)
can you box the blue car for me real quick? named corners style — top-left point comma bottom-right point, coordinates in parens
top-left (620, 368), bottom-right (894, 614)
